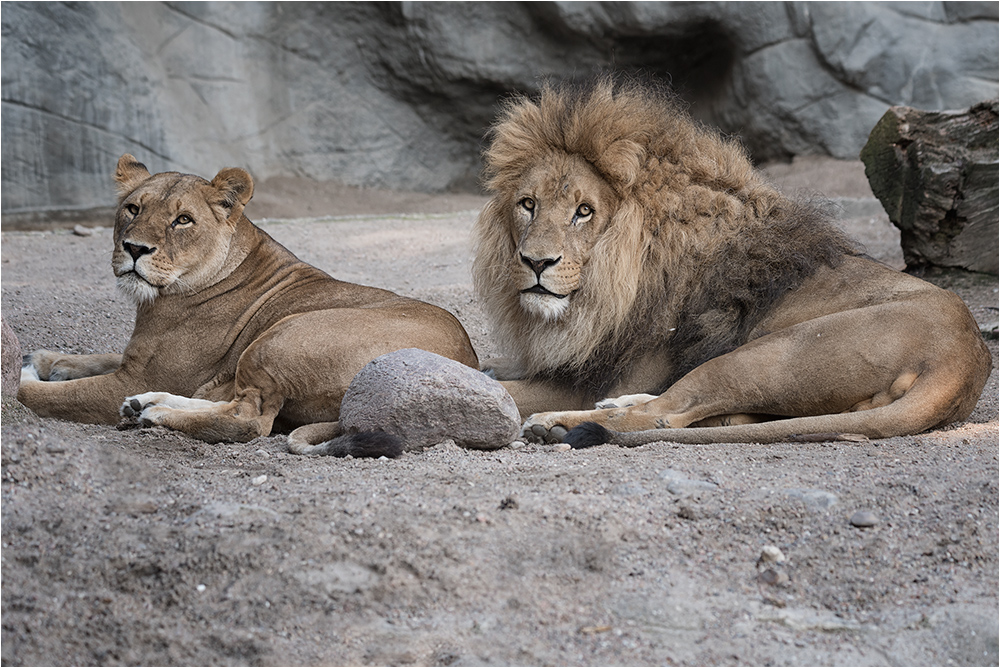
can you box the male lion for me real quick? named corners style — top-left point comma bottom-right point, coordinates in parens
top-left (18, 155), bottom-right (479, 454)
top-left (472, 77), bottom-right (992, 447)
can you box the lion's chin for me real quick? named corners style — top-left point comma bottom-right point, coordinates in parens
top-left (520, 292), bottom-right (569, 321)
top-left (116, 273), bottom-right (159, 305)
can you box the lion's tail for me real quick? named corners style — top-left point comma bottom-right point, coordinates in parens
top-left (566, 375), bottom-right (979, 448)
top-left (565, 418), bottom-right (880, 448)
top-left (288, 421), bottom-right (404, 458)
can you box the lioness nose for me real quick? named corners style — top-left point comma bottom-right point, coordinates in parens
top-left (123, 241), bottom-right (155, 261)
top-left (520, 254), bottom-right (561, 277)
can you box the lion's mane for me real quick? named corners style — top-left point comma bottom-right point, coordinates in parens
top-left (473, 76), bottom-right (857, 398)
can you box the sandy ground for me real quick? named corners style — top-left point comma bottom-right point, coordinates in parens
top-left (1, 158), bottom-right (998, 666)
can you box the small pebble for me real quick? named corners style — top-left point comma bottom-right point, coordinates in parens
top-left (553, 443), bottom-right (571, 452)
top-left (72, 224), bottom-right (94, 237)
top-left (850, 510), bottom-right (878, 528)
top-left (507, 440), bottom-right (525, 450)
top-left (196, 584), bottom-right (206, 592)
top-left (251, 474), bottom-right (268, 486)
top-left (759, 545), bottom-right (786, 564)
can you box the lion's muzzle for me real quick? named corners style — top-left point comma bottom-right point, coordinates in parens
top-left (521, 284), bottom-right (568, 299)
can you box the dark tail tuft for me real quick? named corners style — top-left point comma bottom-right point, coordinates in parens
top-left (312, 431), bottom-right (404, 458)
top-left (564, 422), bottom-right (613, 449)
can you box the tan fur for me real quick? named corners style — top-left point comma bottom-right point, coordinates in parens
top-left (473, 77), bottom-right (992, 444)
top-left (18, 155), bottom-right (479, 444)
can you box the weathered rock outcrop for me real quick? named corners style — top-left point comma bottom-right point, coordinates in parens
top-left (2, 2), bottom-right (997, 219)
top-left (861, 100), bottom-right (999, 274)
top-left (1, 319), bottom-right (21, 400)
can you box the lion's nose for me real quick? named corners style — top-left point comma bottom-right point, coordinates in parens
top-left (520, 253), bottom-right (561, 278)
top-left (123, 241), bottom-right (155, 261)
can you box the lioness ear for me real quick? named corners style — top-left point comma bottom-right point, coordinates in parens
top-left (114, 154), bottom-right (151, 200)
top-left (210, 168), bottom-right (254, 219)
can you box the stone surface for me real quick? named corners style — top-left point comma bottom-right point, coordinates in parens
top-left (659, 468), bottom-right (719, 496)
top-left (2, 2), bottom-right (996, 220)
top-left (850, 510), bottom-right (880, 528)
top-left (339, 348), bottom-right (519, 451)
top-left (1, 318), bottom-right (21, 399)
top-left (782, 488), bottom-right (840, 510)
top-left (861, 100), bottom-right (999, 274)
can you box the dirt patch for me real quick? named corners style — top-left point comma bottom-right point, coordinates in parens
top-left (2, 159), bottom-right (997, 665)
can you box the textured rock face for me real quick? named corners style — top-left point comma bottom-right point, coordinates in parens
top-left (861, 100), bottom-right (999, 274)
top-left (1, 318), bottom-right (21, 400)
top-left (2, 2), bottom-right (997, 217)
top-left (339, 349), bottom-right (519, 451)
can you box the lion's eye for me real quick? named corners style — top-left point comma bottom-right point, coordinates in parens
top-left (171, 214), bottom-right (194, 228)
top-left (125, 203), bottom-right (139, 216)
top-left (519, 197), bottom-right (535, 213)
top-left (572, 203), bottom-right (594, 224)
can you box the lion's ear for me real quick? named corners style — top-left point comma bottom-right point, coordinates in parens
top-left (209, 168), bottom-right (254, 219)
top-left (114, 154), bottom-right (151, 200)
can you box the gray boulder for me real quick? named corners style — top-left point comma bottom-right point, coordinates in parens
top-left (2, 2), bottom-right (996, 220)
top-left (339, 348), bottom-right (519, 451)
top-left (1, 318), bottom-right (21, 400)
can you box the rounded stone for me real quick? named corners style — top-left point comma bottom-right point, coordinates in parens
top-left (1, 318), bottom-right (21, 399)
top-left (849, 510), bottom-right (879, 528)
top-left (340, 348), bottom-right (520, 451)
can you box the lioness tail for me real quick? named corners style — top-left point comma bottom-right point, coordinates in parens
top-left (292, 431), bottom-right (404, 458)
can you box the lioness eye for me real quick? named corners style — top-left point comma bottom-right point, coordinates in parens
top-left (126, 203), bottom-right (139, 215)
top-left (577, 204), bottom-right (593, 217)
top-left (519, 197), bottom-right (535, 212)
top-left (172, 215), bottom-right (193, 228)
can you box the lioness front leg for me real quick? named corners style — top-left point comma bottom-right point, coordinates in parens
top-left (119, 391), bottom-right (271, 443)
top-left (23, 350), bottom-right (123, 381)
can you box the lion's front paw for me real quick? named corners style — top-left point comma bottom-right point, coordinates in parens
top-left (595, 393), bottom-right (658, 410)
top-left (521, 413), bottom-right (571, 444)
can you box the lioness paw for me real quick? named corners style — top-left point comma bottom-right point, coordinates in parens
top-left (22, 350), bottom-right (56, 381)
top-left (20, 362), bottom-right (40, 384)
top-left (119, 394), bottom-right (158, 429)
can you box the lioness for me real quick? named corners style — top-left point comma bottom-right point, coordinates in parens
top-left (18, 155), bottom-right (479, 452)
top-left (472, 77), bottom-right (992, 447)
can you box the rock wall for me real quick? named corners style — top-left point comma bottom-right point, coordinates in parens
top-left (2, 1), bottom-right (997, 217)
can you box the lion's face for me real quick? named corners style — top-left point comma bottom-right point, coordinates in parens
top-left (111, 155), bottom-right (253, 304)
top-left (507, 154), bottom-right (618, 320)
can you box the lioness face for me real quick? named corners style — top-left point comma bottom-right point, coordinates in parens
top-left (111, 155), bottom-right (253, 304)
top-left (510, 155), bottom-right (617, 320)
